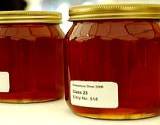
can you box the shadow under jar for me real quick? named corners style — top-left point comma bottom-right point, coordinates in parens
top-left (65, 4), bottom-right (160, 119)
top-left (0, 11), bottom-right (64, 103)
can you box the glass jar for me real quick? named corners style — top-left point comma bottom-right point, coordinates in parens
top-left (0, 11), bottom-right (64, 103)
top-left (65, 4), bottom-right (160, 119)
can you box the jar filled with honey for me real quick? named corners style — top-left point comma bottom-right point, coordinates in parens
top-left (0, 11), bottom-right (64, 103)
top-left (65, 4), bottom-right (160, 119)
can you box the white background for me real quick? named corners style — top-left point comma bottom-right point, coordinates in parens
top-left (0, 99), bottom-right (159, 125)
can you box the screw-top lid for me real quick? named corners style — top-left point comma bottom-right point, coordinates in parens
top-left (69, 4), bottom-right (160, 21)
top-left (0, 11), bottom-right (62, 24)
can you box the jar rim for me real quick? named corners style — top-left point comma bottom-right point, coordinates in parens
top-left (0, 11), bottom-right (62, 24)
top-left (69, 4), bottom-right (160, 21)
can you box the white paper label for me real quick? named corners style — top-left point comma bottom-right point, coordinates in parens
top-left (0, 72), bottom-right (10, 92)
top-left (70, 81), bottom-right (118, 108)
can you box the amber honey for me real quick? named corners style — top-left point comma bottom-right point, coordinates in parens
top-left (65, 4), bottom-right (160, 119)
top-left (0, 11), bottom-right (64, 103)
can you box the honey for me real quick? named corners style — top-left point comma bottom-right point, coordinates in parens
top-left (65, 4), bottom-right (160, 119)
top-left (0, 11), bottom-right (64, 103)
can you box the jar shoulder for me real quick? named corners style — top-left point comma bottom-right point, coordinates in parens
top-left (66, 20), bottom-right (160, 41)
top-left (0, 24), bottom-right (64, 41)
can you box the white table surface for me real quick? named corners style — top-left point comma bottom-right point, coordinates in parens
top-left (0, 99), bottom-right (159, 125)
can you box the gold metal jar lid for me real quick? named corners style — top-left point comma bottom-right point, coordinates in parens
top-left (69, 4), bottom-right (160, 21)
top-left (0, 11), bottom-right (62, 24)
